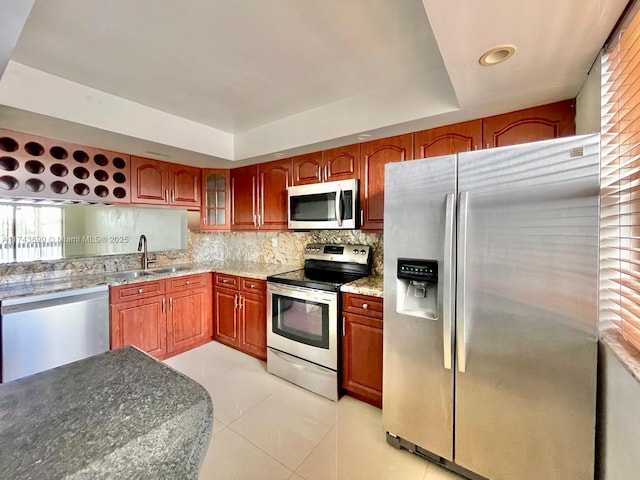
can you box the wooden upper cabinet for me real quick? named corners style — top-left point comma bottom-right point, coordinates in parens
top-left (201, 169), bottom-right (230, 231)
top-left (324, 144), bottom-right (359, 182)
top-left (132, 156), bottom-right (200, 208)
top-left (231, 165), bottom-right (258, 230)
top-left (131, 157), bottom-right (168, 205)
top-left (169, 163), bottom-right (200, 208)
top-left (292, 146), bottom-right (358, 185)
top-left (414, 120), bottom-right (482, 159)
top-left (359, 134), bottom-right (412, 232)
top-left (482, 99), bottom-right (575, 149)
top-left (293, 152), bottom-right (323, 185)
top-left (231, 159), bottom-right (291, 231)
top-left (258, 159), bottom-right (291, 230)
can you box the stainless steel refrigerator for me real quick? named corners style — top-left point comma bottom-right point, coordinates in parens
top-left (383, 134), bottom-right (599, 480)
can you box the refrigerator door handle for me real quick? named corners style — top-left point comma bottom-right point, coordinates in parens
top-left (443, 193), bottom-right (455, 370)
top-left (456, 191), bottom-right (469, 373)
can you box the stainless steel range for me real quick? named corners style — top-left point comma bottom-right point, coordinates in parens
top-left (266, 243), bottom-right (372, 400)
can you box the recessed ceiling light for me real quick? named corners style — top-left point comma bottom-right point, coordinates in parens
top-left (274, 152), bottom-right (284, 158)
top-left (357, 134), bottom-right (371, 141)
top-left (479, 45), bottom-right (516, 66)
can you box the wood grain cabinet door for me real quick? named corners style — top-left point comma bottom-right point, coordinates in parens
top-left (167, 287), bottom-right (210, 354)
top-left (359, 134), bottom-right (412, 232)
top-left (482, 99), bottom-right (575, 149)
top-left (414, 120), bottom-right (482, 159)
top-left (169, 164), bottom-right (201, 208)
top-left (110, 296), bottom-right (167, 358)
top-left (239, 291), bottom-right (267, 360)
top-left (214, 287), bottom-right (239, 347)
top-left (324, 144), bottom-right (359, 182)
top-left (341, 312), bottom-right (383, 408)
top-left (258, 158), bottom-right (291, 230)
top-left (230, 165), bottom-right (258, 230)
top-left (131, 156), bottom-right (169, 205)
top-left (292, 152), bottom-right (323, 185)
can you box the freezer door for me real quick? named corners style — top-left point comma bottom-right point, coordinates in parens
top-left (383, 154), bottom-right (456, 460)
top-left (454, 135), bottom-right (600, 480)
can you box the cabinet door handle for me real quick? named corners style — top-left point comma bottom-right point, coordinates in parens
top-left (486, 142), bottom-right (490, 149)
top-left (253, 214), bottom-right (257, 227)
top-left (203, 217), bottom-right (207, 225)
top-left (238, 295), bottom-right (243, 309)
top-left (222, 278), bottom-right (228, 283)
top-left (324, 165), bottom-right (328, 181)
top-left (258, 214), bottom-right (262, 228)
top-left (171, 190), bottom-right (175, 202)
top-left (362, 303), bottom-right (368, 310)
top-left (186, 280), bottom-right (190, 285)
top-left (317, 166), bottom-right (322, 181)
top-left (138, 288), bottom-right (143, 294)
top-left (165, 189), bottom-right (169, 202)
top-left (162, 297), bottom-right (166, 313)
top-left (360, 209), bottom-right (364, 227)
top-left (342, 316), bottom-right (346, 336)
top-left (234, 294), bottom-right (238, 308)
top-left (169, 297), bottom-right (173, 312)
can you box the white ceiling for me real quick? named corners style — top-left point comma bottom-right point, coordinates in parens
top-left (0, 0), bottom-right (629, 167)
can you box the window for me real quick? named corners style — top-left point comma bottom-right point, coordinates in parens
top-left (601, 5), bottom-right (640, 351)
top-left (0, 204), bottom-right (64, 262)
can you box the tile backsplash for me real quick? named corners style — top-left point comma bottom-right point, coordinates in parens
top-left (0, 230), bottom-right (383, 284)
top-left (190, 230), bottom-right (383, 274)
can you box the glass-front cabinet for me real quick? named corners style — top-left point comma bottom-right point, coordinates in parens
top-left (201, 169), bottom-right (230, 231)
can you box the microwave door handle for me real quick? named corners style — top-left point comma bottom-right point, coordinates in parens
top-left (335, 184), bottom-right (343, 227)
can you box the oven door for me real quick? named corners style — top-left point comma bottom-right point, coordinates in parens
top-left (267, 282), bottom-right (338, 370)
top-left (287, 179), bottom-right (358, 230)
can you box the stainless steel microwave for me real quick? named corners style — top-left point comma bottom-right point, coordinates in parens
top-left (287, 179), bottom-right (359, 230)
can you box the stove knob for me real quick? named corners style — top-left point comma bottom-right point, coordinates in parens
top-left (360, 249), bottom-right (367, 255)
top-left (352, 249), bottom-right (359, 254)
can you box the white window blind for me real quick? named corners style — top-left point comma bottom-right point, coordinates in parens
top-left (601, 8), bottom-right (640, 351)
top-left (0, 204), bottom-right (63, 262)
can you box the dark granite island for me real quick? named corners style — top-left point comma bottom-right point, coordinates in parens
top-left (0, 346), bottom-right (213, 479)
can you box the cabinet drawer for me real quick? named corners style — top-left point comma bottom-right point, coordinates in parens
top-left (240, 277), bottom-right (266, 294)
top-left (215, 273), bottom-right (239, 289)
top-left (168, 273), bottom-right (210, 292)
top-left (110, 280), bottom-right (166, 303)
top-left (342, 293), bottom-right (383, 319)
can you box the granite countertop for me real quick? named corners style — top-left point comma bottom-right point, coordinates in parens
top-left (0, 261), bottom-right (300, 300)
top-left (0, 346), bottom-right (213, 479)
top-left (600, 326), bottom-right (640, 383)
top-left (341, 274), bottom-right (384, 298)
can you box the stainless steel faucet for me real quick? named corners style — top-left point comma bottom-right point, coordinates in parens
top-left (137, 234), bottom-right (155, 270)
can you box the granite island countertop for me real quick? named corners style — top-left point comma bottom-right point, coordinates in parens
top-left (341, 274), bottom-right (384, 298)
top-left (0, 261), bottom-right (300, 301)
top-left (0, 346), bottom-right (213, 479)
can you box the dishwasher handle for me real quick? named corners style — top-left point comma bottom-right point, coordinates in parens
top-left (1, 286), bottom-right (109, 315)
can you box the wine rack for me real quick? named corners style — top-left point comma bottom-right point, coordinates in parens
top-left (0, 129), bottom-right (130, 203)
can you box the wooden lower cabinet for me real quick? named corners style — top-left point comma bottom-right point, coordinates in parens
top-left (111, 296), bottom-right (167, 358)
top-left (240, 291), bottom-right (267, 359)
top-left (213, 273), bottom-right (267, 360)
top-left (167, 285), bottom-right (212, 355)
top-left (341, 293), bottom-right (383, 408)
top-left (214, 286), bottom-right (240, 347)
top-left (110, 273), bottom-right (213, 360)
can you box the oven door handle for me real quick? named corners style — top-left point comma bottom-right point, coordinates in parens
top-left (267, 283), bottom-right (337, 303)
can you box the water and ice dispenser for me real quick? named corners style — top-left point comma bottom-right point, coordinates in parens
top-left (396, 258), bottom-right (438, 320)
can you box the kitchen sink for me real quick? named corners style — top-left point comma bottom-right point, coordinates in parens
top-left (148, 266), bottom-right (192, 274)
top-left (111, 270), bottom-right (154, 279)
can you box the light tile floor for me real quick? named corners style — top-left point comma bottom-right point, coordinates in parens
top-left (164, 341), bottom-right (465, 480)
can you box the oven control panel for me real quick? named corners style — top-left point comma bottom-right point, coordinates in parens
top-left (304, 243), bottom-right (371, 264)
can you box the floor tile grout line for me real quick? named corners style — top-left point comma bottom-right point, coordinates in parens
top-left (224, 423), bottom-right (296, 476)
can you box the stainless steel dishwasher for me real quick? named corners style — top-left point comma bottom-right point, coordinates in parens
top-left (1, 285), bottom-right (109, 383)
